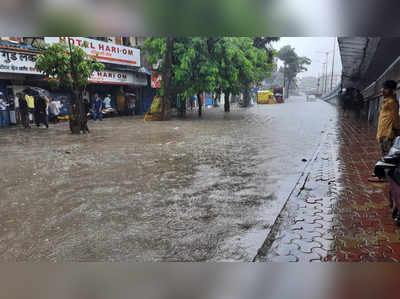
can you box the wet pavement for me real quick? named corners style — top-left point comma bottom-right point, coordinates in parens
top-left (255, 107), bottom-right (400, 262)
top-left (0, 96), bottom-right (336, 261)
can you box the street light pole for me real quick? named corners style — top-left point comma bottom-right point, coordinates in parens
top-left (324, 52), bottom-right (329, 94)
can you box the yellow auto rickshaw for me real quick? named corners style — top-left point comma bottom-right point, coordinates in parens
top-left (257, 90), bottom-right (277, 104)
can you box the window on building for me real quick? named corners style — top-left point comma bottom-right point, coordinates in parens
top-left (122, 37), bottom-right (131, 46)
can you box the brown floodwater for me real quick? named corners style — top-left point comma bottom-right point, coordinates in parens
top-left (0, 97), bottom-right (337, 261)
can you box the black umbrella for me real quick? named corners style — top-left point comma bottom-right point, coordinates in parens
top-left (23, 87), bottom-right (51, 97)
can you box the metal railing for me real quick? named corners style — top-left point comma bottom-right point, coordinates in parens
top-left (321, 85), bottom-right (342, 101)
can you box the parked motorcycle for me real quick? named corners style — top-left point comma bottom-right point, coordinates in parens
top-left (374, 137), bottom-right (400, 225)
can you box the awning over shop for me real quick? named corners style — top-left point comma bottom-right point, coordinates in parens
top-left (338, 37), bottom-right (380, 90)
top-left (0, 40), bottom-right (41, 53)
top-left (339, 37), bottom-right (400, 90)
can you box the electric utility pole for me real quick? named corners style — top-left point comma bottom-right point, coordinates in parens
top-left (330, 38), bottom-right (336, 91)
top-left (324, 52), bottom-right (329, 94)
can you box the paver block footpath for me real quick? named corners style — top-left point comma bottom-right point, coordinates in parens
top-left (255, 111), bottom-right (400, 262)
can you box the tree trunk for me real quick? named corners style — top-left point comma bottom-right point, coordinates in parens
top-left (182, 96), bottom-right (186, 117)
top-left (283, 64), bottom-right (286, 91)
top-left (287, 80), bottom-right (291, 98)
top-left (197, 92), bottom-right (202, 117)
top-left (162, 37), bottom-right (173, 121)
top-left (69, 90), bottom-right (83, 134)
top-left (243, 88), bottom-right (250, 107)
top-left (224, 92), bottom-right (230, 112)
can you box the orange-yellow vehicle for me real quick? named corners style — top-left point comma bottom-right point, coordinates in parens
top-left (257, 90), bottom-right (277, 104)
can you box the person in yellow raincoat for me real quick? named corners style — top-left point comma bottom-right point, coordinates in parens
top-left (369, 80), bottom-right (400, 182)
top-left (144, 96), bottom-right (162, 121)
top-left (377, 80), bottom-right (400, 155)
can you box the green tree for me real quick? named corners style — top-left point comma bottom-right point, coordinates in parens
top-left (277, 45), bottom-right (311, 97)
top-left (200, 37), bottom-right (274, 111)
top-left (35, 41), bottom-right (105, 134)
top-left (144, 37), bottom-right (219, 117)
top-left (253, 37), bottom-right (280, 62)
top-left (143, 37), bottom-right (275, 115)
top-left (232, 38), bottom-right (274, 107)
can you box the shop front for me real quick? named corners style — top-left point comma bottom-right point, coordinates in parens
top-left (86, 69), bottom-right (148, 115)
top-left (0, 42), bottom-right (43, 126)
top-left (45, 37), bottom-right (148, 116)
top-left (0, 38), bottom-right (149, 125)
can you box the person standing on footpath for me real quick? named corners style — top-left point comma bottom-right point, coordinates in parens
top-left (92, 93), bottom-right (103, 121)
top-left (369, 80), bottom-right (400, 182)
top-left (48, 100), bottom-right (60, 123)
top-left (25, 93), bottom-right (35, 124)
top-left (81, 97), bottom-right (91, 133)
top-left (34, 95), bottom-right (49, 128)
top-left (17, 93), bottom-right (30, 128)
top-left (0, 93), bottom-right (9, 128)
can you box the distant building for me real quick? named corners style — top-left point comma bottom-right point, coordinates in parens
top-left (298, 76), bottom-right (319, 94)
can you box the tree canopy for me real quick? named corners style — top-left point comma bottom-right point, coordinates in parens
top-left (35, 40), bottom-right (105, 134)
top-left (35, 41), bottom-right (105, 90)
top-left (143, 37), bottom-right (276, 102)
top-left (277, 45), bottom-right (311, 95)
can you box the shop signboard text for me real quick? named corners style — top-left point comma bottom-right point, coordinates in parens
top-left (0, 50), bottom-right (41, 75)
top-left (44, 37), bottom-right (141, 67)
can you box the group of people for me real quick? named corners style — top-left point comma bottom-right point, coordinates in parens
top-left (369, 80), bottom-right (400, 182)
top-left (16, 92), bottom-right (51, 129)
top-left (1, 90), bottom-right (138, 130)
top-left (340, 80), bottom-right (400, 169)
top-left (90, 93), bottom-right (137, 120)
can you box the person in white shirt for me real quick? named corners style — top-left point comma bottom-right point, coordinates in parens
top-left (103, 94), bottom-right (112, 109)
top-left (49, 100), bottom-right (61, 123)
top-left (14, 95), bottom-right (19, 124)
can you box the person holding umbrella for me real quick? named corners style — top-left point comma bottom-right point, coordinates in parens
top-left (17, 92), bottom-right (30, 128)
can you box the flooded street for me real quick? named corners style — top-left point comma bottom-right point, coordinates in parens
top-left (0, 96), bottom-right (337, 261)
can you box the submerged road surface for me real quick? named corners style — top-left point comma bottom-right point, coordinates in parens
top-left (0, 96), bottom-right (337, 261)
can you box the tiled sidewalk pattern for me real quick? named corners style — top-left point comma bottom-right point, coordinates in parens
top-left (256, 111), bottom-right (400, 262)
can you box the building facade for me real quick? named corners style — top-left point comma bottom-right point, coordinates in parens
top-left (0, 36), bottom-right (153, 126)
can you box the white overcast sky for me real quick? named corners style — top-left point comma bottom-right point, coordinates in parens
top-left (272, 37), bottom-right (342, 78)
